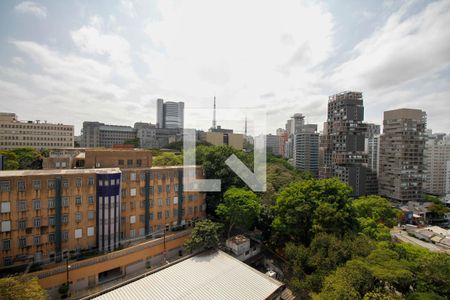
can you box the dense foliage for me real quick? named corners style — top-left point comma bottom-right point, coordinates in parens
top-left (184, 219), bottom-right (223, 253)
top-left (0, 148), bottom-right (45, 170)
top-left (152, 152), bottom-right (182, 166)
top-left (272, 178), bottom-right (357, 245)
top-left (216, 187), bottom-right (261, 237)
top-left (0, 276), bottom-right (47, 300)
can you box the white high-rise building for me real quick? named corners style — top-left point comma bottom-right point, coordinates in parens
top-left (156, 99), bottom-right (184, 129)
top-left (424, 134), bottom-right (450, 196)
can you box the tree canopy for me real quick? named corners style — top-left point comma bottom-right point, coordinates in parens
top-left (152, 152), bottom-right (182, 166)
top-left (0, 148), bottom-right (45, 170)
top-left (0, 276), bottom-right (47, 300)
top-left (184, 219), bottom-right (223, 253)
top-left (216, 187), bottom-right (261, 237)
top-left (272, 178), bottom-right (356, 245)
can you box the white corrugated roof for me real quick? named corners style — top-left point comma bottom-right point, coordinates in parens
top-left (95, 250), bottom-right (284, 300)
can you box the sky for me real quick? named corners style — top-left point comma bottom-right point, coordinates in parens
top-left (0, 0), bottom-right (449, 136)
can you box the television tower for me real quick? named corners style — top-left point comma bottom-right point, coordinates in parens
top-left (212, 96), bottom-right (217, 130)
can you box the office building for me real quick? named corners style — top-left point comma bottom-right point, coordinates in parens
top-left (445, 160), bottom-right (450, 205)
top-left (0, 112), bottom-right (74, 150)
top-left (293, 124), bottom-right (319, 177)
top-left (424, 134), bottom-right (450, 196)
top-left (319, 91), bottom-right (376, 196)
top-left (81, 122), bottom-right (137, 148)
top-left (379, 108), bottom-right (427, 203)
top-left (198, 126), bottom-right (244, 150)
top-left (157, 99), bottom-right (184, 129)
top-left (134, 123), bottom-right (182, 149)
top-left (0, 150), bottom-right (205, 268)
top-left (266, 134), bottom-right (282, 156)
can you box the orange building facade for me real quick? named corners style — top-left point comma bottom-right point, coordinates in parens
top-left (0, 158), bottom-right (206, 269)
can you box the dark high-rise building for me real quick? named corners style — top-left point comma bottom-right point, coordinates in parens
top-left (319, 91), bottom-right (376, 196)
top-left (156, 99), bottom-right (184, 129)
top-left (379, 108), bottom-right (427, 203)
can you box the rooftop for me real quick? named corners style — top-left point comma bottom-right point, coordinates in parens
top-left (0, 168), bottom-right (121, 177)
top-left (94, 250), bottom-right (284, 300)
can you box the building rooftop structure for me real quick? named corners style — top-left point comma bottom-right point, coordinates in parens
top-left (94, 250), bottom-right (284, 300)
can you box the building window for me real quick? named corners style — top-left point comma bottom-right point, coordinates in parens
top-left (0, 181), bottom-right (10, 192)
top-left (62, 214), bottom-right (68, 224)
top-left (0, 202), bottom-right (10, 213)
top-left (157, 212), bottom-right (162, 220)
top-left (62, 197), bottom-right (69, 207)
top-left (62, 179), bottom-right (69, 188)
top-left (75, 178), bottom-right (82, 188)
top-left (173, 197), bottom-right (178, 204)
top-left (121, 203), bottom-right (127, 211)
top-left (130, 188), bottom-right (137, 197)
top-left (48, 216), bottom-right (55, 226)
top-left (149, 200), bottom-right (154, 207)
top-left (33, 236), bottom-right (41, 245)
top-left (188, 195), bottom-right (193, 202)
top-left (149, 212), bottom-right (154, 220)
top-left (166, 185), bottom-right (170, 192)
top-left (139, 215), bottom-right (145, 222)
top-left (88, 195), bottom-right (94, 205)
top-left (19, 237), bottom-right (26, 248)
top-left (158, 198), bottom-right (162, 206)
top-left (32, 180), bottom-right (41, 190)
top-left (33, 218), bottom-right (41, 228)
top-left (18, 219), bottom-right (26, 230)
top-left (32, 199), bottom-right (41, 210)
top-left (88, 211), bottom-right (94, 220)
top-left (118, 159), bottom-right (124, 166)
top-left (48, 234), bottom-right (55, 243)
top-left (17, 181), bottom-right (26, 192)
top-left (130, 216), bottom-right (136, 224)
top-left (88, 177), bottom-right (94, 186)
top-left (158, 185), bottom-right (162, 194)
top-left (75, 196), bottom-right (82, 205)
top-left (137, 159), bottom-right (142, 167)
top-left (165, 210), bottom-right (170, 218)
top-left (48, 179), bottom-right (55, 189)
top-left (149, 186), bottom-right (154, 195)
top-left (2, 239), bottom-right (11, 250)
top-left (174, 185), bottom-right (179, 192)
top-left (166, 197), bottom-right (170, 205)
top-left (4, 256), bottom-right (12, 266)
top-left (18, 200), bottom-right (27, 212)
top-left (127, 159), bottom-right (133, 166)
top-left (173, 209), bottom-right (177, 217)
top-left (75, 229), bottom-right (82, 239)
top-left (157, 173), bottom-right (161, 180)
top-left (189, 207), bottom-right (193, 215)
top-left (62, 231), bottom-right (68, 241)
top-left (130, 173), bottom-right (137, 181)
top-left (48, 198), bottom-right (55, 209)
top-left (75, 212), bottom-right (82, 223)
top-left (121, 189), bottom-right (127, 197)
top-left (87, 227), bottom-right (94, 237)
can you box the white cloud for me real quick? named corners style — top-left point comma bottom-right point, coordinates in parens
top-left (331, 0), bottom-right (450, 91)
top-left (14, 1), bottom-right (47, 18)
top-left (71, 26), bottom-right (131, 65)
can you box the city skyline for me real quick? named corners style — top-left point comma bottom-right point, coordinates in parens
top-left (0, 0), bottom-right (449, 135)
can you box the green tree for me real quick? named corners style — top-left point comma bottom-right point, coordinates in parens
top-left (0, 276), bottom-right (47, 300)
top-left (196, 145), bottom-right (253, 215)
top-left (0, 150), bottom-right (19, 170)
top-left (216, 187), bottom-right (261, 237)
top-left (124, 137), bottom-right (140, 147)
top-left (153, 152), bottom-right (182, 166)
top-left (184, 219), bottom-right (223, 253)
top-left (353, 196), bottom-right (398, 228)
top-left (272, 178), bottom-right (356, 244)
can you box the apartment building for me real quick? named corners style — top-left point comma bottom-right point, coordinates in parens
top-left (293, 124), bottom-right (319, 177)
top-left (198, 127), bottom-right (244, 150)
top-left (319, 92), bottom-right (376, 196)
top-left (379, 108), bottom-right (427, 203)
top-left (424, 135), bottom-right (450, 196)
top-left (0, 164), bottom-right (205, 268)
top-left (0, 112), bottom-right (74, 150)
